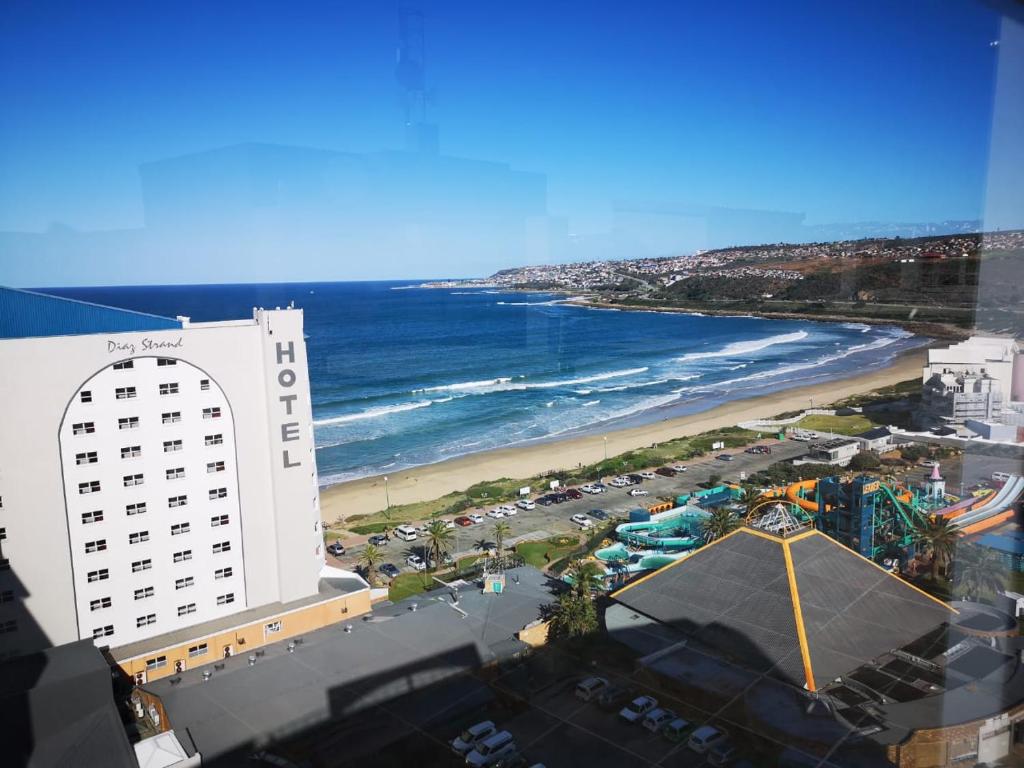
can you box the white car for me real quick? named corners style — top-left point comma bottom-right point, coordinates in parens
top-left (502, 506), bottom-right (518, 516)
top-left (642, 708), bottom-right (676, 733)
top-left (442, 519), bottom-right (456, 530)
top-left (628, 488), bottom-right (649, 497)
top-left (574, 676), bottom-right (609, 701)
top-left (671, 465), bottom-right (688, 473)
top-left (486, 509), bottom-right (505, 519)
top-left (451, 721), bottom-right (497, 755)
top-left (516, 499), bottom-right (535, 510)
top-left (688, 725), bottom-right (728, 754)
top-left (468, 513), bottom-right (484, 524)
top-left (619, 695), bottom-right (658, 723)
top-left (609, 478), bottom-right (629, 488)
top-left (570, 513), bottom-right (592, 528)
top-left (640, 471), bottom-right (656, 480)
top-left (406, 555), bottom-right (426, 571)
top-left (581, 484), bottom-right (600, 494)
top-left (465, 731), bottom-right (517, 768)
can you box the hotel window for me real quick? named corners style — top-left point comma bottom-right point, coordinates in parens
top-left (157, 358), bottom-right (176, 366)
top-left (188, 642), bottom-right (208, 658)
top-left (114, 386), bottom-right (137, 400)
top-left (123, 473), bottom-right (144, 487)
top-left (112, 360), bottom-right (134, 370)
top-left (207, 460), bottom-right (225, 473)
top-left (87, 568), bottom-right (109, 582)
top-left (80, 390), bottom-right (92, 403)
top-left (136, 614), bottom-right (157, 628)
top-left (134, 586), bottom-right (155, 600)
top-left (84, 539), bottom-right (106, 554)
top-left (82, 510), bottom-right (104, 524)
top-left (161, 411), bottom-right (181, 424)
top-left (216, 593), bottom-right (235, 606)
top-left (120, 445), bottom-right (142, 459)
top-left (159, 382), bottom-right (179, 395)
top-left (126, 502), bottom-right (147, 516)
top-left (175, 576), bottom-right (194, 590)
top-left (168, 495), bottom-right (188, 508)
top-left (209, 487), bottom-right (228, 500)
top-left (173, 549), bottom-right (192, 563)
top-left (75, 451), bottom-right (98, 465)
top-left (131, 559), bottom-right (152, 573)
top-left (73, 421), bottom-right (95, 435)
top-left (118, 416), bottom-right (140, 430)
top-left (170, 522), bottom-right (191, 536)
top-left (0, 590), bottom-right (13, 603)
top-left (166, 467), bottom-right (185, 480)
top-left (214, 567), bottom-right (233, 580)
top-left (79, 480), bottom-right (101, 495)
top-left (212, 541), bottom-right (231, 554)
top-left (202, 407), bottom-right (222, 419)
top-left (265, 620), bottom-right (282, 634)
top-left (204, 433), bottom-right (223, 446)
top-left (211, 514), bottom-right (229, 527)
top-left (199, 379), bottom-right (210, 391)
top-left (177, 603), bottom-right (197, 617)
top-left (89, 596), bottom-right (112, 612)
top-left (128, 530), bottom-right (149, 545)
top-left (163, 439), bottom-right (183, 453)
top-left (0, 528), bottom-right (5, 541)
top-left (0, 620), bottom-right (17, 634)
top-left (145, 655), bottom-right (167, 671)
top-left (92, 625), bottom-right (114, 639)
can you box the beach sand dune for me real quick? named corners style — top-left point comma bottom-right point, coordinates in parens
top-left (319, 350), bottom-right (924, 523)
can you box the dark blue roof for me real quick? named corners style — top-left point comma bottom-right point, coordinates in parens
top-left (977, 533), bottom-right (1024, 556)
top-left (0, 286), bottom-right (182, 339)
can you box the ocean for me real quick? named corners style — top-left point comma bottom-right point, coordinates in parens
top-left (48, 282), bottom-right (923, 485)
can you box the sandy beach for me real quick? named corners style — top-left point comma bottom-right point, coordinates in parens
top-left (319, 349), bottom-right (925, 523)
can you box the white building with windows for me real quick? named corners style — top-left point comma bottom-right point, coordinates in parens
top-left (0, 287), bottom-right (359, 664)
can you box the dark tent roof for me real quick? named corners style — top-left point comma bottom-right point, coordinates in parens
top-left (612, 527), bottom-right (954, 691)
top-left (857, 426), bottom-right (892, 440)
top-left (0, 640), bottom-right (136, 768)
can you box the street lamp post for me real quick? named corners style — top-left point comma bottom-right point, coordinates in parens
top-left (603, 436), bottom-right (608, 461)
top-left (384, 475), bottom-right (390, 510)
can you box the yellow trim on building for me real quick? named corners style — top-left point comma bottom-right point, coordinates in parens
top-left (118, 589), bottom-right (372, 683)
top-left (782, 539), bottom-right (816, 692)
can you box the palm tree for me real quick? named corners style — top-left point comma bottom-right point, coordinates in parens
top-left (425, 520), bottom-right (454, 572)
top-left (954, 543), bottom-right (1006, 599)
top-left (701, 508), bottom-right (739, 543)
top-left (359, 543), bottom-right (383, 587)
top-left (912, 515), bottom-right (961, 581)
top-left (493, 521), bottom-right (512, 556)
top-left (567, 558), bottom-right (604, 596)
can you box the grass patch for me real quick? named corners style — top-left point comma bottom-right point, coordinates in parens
top-left (795, 413), bottom-right (883, 436)
top-left (388, 572), bottom-right (431, 603)
top-left (516, 536), bottom-right (580, 569)
top-left (349, 522), bottom-right (389, 535)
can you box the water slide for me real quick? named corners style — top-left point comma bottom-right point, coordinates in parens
top-left (786, 479), bottom-right (824, 514)
top-left (613, 507), bottom-right (708, 550)
top-left (953, 475), bottom-right (1024, 535)
top-left (935, 491), bottom-right (994, 520)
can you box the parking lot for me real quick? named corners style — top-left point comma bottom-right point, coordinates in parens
top-left (330, 438), bottom-right (811, 578)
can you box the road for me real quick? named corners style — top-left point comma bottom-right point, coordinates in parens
top-left (329, 438), bottom-right (811, 577)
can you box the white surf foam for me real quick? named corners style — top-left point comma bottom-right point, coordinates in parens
top-left (677, 331), bottom-right (809, 361)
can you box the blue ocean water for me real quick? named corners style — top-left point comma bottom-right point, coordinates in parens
top-left (48, 282), bottom-right (923, 484)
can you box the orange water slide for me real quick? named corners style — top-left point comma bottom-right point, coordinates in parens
top-left (786, 479), bottom-right (825, 514)
top-left (961, 509), bottom-right (1016, 535)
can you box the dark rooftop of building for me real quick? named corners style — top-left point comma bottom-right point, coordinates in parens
top-left (146, 566), bottom-right (558, 763)
top-left (0, 285), bottom-right (183, 339)
top-left (857, 427), bottom-right (893, 440)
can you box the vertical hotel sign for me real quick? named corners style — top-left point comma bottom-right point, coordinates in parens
top-left (275, 341), bottom-right (302, 469)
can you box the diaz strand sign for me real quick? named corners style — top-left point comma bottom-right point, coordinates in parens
top-left (107, 337), bottom-right (183, 355)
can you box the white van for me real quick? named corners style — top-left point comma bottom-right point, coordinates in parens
top-left (465, 730), bottom-right (517, 767)
top-left (993, 471), bottom-right (1012, 484)
top-left (394, 524), bottom-right (418, 542)
top-left (451, 721), bottom-right (496, 755)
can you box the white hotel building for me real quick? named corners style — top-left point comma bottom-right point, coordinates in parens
top-left (0, 287), bottom-right (369, 678)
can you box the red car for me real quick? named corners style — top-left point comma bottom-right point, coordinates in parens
top-left (566, 488), bottom-right (583, 500)
top-left (454, 516), bottom-right (473, 527)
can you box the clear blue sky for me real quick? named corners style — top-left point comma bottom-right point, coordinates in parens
top-left (0, 0), bottom-right (1010, 285)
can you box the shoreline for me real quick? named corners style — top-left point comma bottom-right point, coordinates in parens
top-left (318, 348), bottom-right (926, 524)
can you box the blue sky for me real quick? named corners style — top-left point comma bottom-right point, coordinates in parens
top-left (0, 0), bottom-right (1010, 285)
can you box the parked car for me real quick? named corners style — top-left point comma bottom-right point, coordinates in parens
top-left (608, 478), bottom-right (629, 488)
top-left (716, 454), bottom-right (734, 462)
top-left (394, 524), bottom-right (418, 541)
top-left (378, 563), bottom-right (400, 579)
top-left (565, 488), bottom-right (583, 500)
top-left (466, 731), bottom-right (517, 768)
top-left (589, 509), bottom-right (608, 520)
top-left (455, 516), bottom-right (473, 527)
top-left (326, 542), bottom-right (345, 557)
top-left (596, 685), bottom-right (634, 712)
top-left (451, 721), bottom-right (497, 755)
top-left (688, 725), bottom-right (728, 753)
top-left (662, 717), bottom-right (693, 742)
top-left (574, 676), bottom-right (609, 701)
top-left (537, 495), bottom-right (555, 506)
top-left (468, 513), bottom-right (484, 524)
top-left (487, 509), bottom-right (506, 519)
top-left (619, 695), bottom-right (658, 723)
top-left (642, 708), bottom-right (676, 733)
top-left (628, 488), bottom-right (649, 497)
top-left (627, 474), bottom-right (644, 484)
top-left (516, 499), bottom-right (535, 510)
top-left (581, 484), bottom-right (599, 494)
top-left (552, 492), bottom-right (568, 503)
top-left (570, 513), bottom-right (592, 528)
top-left (639, 471), bottom-right (655, 480)
top-left (671, 465), bottom-right (688, 473)
top-left (708, 739), bottom-right (738, 766)
top-left (368, 533), bottom-right (390, 546)
top-left (406, 554), bottom-right (426, 571)
top-left (592, 482), bottom-right (607, 492)
top-left (655, 467), bottom-right (675, 478)
top-left (442, 519), bottom-right (456, 530)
